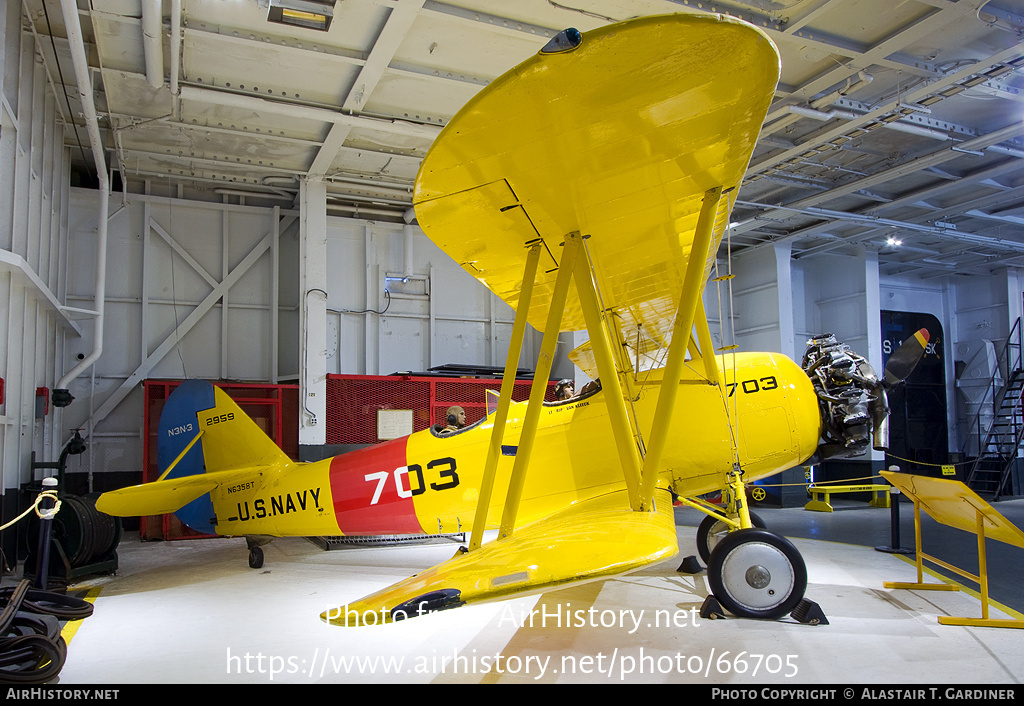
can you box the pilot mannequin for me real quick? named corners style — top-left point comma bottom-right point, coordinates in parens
top-left (554, 379), bottom-right (575, 401)
top-left (441, 405), bottom-right (466, 433)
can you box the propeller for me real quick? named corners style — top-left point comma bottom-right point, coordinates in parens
top-left (882, 328), bottom-right (930, 389)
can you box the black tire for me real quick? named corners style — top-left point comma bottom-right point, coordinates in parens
top-left (248, 546), bottom-right (264, 569)
top-left (695, 511), bottom-right (766, 564)
top-left (706, 528), bottom-right (807, 620)
top-left (58, 496), bottom-right (95, 567)
top-left (84, 492), bottom-right (123, 562)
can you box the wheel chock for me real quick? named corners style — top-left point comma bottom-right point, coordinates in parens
top-left (700, 595), bottom-right (727, 620)
top-left (790, 599), bottom-right (829, 625)
top-left (677, 555), bottom-right (704, 574)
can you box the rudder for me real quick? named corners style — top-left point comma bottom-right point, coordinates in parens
top-left (153, 380), bottom-right (292, 534)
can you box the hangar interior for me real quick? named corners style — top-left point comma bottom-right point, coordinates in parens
top-left (0, 0), bottom-right (1023, 684)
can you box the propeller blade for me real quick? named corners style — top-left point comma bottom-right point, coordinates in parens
top-left (883, 328), bottom-right (929, 388)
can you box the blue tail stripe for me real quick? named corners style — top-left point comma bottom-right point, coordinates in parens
top-left (157, 380), bottom-right (217, 534)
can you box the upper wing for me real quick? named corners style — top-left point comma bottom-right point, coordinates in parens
top-left (413, 13), bottom-right (779, 353)
top-left (332, 14), bottom-right (778, 624)
top-left (323, 490), bottom-right (677, 625)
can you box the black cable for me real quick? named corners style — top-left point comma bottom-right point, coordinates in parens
top-left (328, 288), bottom-right (392, 316)
top-left (0, 579), bottom-right (93, 683)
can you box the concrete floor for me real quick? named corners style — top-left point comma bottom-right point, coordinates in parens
top-left (48, 499), bottom-right (1024, 685)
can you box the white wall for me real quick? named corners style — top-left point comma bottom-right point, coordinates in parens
top-left (950, 268), bottom-right (1024, 453)
top-left (48, 193), bottom-right (572, 485)
top-left (322, 218), bottom-right (572, 377)
top-left (0, 1), bottom-right (76, 517)
top-left (55, 192), bottom-right (292, 485)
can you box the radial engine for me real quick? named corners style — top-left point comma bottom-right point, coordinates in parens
top-left (801, 333), bottom-right (889, 461)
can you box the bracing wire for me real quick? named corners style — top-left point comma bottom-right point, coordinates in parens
top-left (581, 238), bottom-right (647, 456)
top-left (712, 192), bottom-right (743, 468)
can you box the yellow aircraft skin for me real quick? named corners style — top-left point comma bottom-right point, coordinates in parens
top-left (97, 351), bottom-right (818, 537)
top-left (98, 14), bottom-right (844, 624)
top-left (100, 351), bottom-right (818, 537)
top-left (97, 351), bottom-right (820, 619)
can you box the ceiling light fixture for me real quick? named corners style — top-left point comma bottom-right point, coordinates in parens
top-left (267, 0), bottom-right (336, 32)
top-left (886, 236), bottom-right (903, 247)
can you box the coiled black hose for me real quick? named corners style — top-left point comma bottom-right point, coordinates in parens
top-left (0, 580), bottom-right (93, 683)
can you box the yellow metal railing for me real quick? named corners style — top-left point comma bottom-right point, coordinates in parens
top-left (881, 471), bottom-right (1024, 629)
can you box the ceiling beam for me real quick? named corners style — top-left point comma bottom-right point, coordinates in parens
top-left (309, 0), bottom-right (427, 179)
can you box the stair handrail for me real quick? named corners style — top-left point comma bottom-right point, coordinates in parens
top-left (960, 318), bottom-right (1022, 459)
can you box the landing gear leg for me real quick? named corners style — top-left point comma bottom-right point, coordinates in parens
top-left (696, 511), bottom-right (765, 564)
top-left (693, 466), bottom-right (765, 563)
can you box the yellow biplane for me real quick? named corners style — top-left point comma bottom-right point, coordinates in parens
top-left (96, 13), bottom-right (928, 623)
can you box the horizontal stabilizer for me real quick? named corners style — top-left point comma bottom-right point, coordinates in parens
top-left (96, 468), bottom-right (263, 517)
top-left (323, 490), bottom-right (677, 626)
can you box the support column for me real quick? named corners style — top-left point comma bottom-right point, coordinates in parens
top-left (299, 179), bottom-right (328, 451)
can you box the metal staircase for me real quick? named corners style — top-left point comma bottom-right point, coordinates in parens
top-left (963, 319), bottom-right (1023, 500)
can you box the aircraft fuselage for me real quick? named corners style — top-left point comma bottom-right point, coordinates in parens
top-left (210, 351), bottom-right (821, 540)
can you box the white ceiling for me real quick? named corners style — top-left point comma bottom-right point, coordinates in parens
top-left (27, 0), bottom-right (1024, 279)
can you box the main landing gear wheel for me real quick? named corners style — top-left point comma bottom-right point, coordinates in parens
top-left (706, 528), bottom-right (806, 620)
top-left (696, 511), bottom-right (766, 564)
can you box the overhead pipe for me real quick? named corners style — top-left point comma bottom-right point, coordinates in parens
top-left (170, 0), bottom-right (181, 97)
top-left (326, 204), bottom-right (407, 218)
top-left (141, 0), bottom-right (164, 89)
top-left (786, 105), bottom-right (955, 141)
top-left (978, 1), bottom-right (1024, 32)
top-left (764, 72), bottom-right (873, 136)
top-left (403, 208), bottom-right (415, 274)
top-left (809, 71), bottom-right (874, 110)
top-left (54, 0), bottom-right (110, 406)
top-left (786, 99), bottom-right (1024, 157)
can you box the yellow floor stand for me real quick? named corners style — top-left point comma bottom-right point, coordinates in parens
top-left (805, 483), bottom-right (890, 512)
top-left (881, 471), bottom-right (1024, 629)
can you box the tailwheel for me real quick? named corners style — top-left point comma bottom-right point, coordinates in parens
top-left (695, 511), bottom-right (765, 564)
top-left (246, 535), bottom-right (270, 569)
top-left (706, 528), bottom-right (806, 620)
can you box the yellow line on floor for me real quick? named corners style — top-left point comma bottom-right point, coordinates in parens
top-left (61, 586), bottom-right (103, 644)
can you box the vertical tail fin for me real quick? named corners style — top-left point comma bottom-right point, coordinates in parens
top-left (153, 380), bottom-right (292, 533)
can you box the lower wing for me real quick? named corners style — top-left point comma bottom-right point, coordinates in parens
top-left (323, 489), bottom-right (678, 626)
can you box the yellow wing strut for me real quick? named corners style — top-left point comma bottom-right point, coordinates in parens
top-left (469, 241), bottom-right (542, 551)
top-left (498, 234), bottom-right (584, 539)
top-left (638, 187), bottom-right (724, 510)
top-left (572, 232), bottom-right (643, 510)
top-left (695, 297), bottom-right (724, 387)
